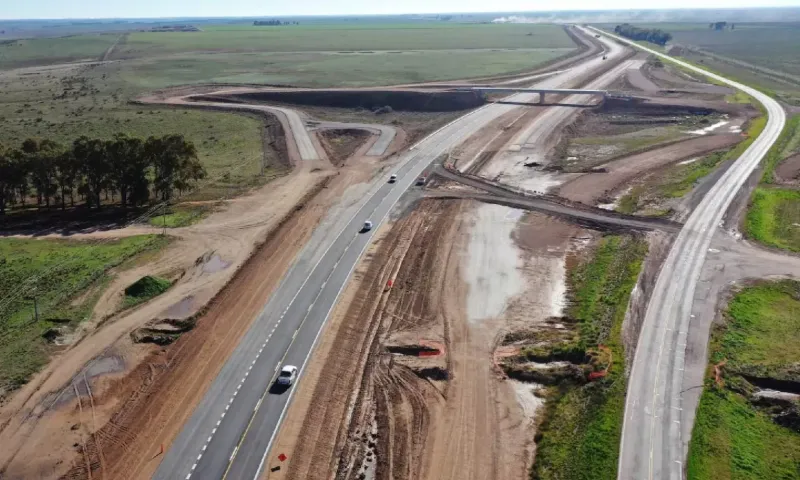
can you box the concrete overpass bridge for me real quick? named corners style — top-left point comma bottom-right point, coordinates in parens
top-left (461, 86), bottom-right (609, 104)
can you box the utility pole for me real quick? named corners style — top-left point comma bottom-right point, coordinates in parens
top-left (162, 204), bottom-right (167, 236)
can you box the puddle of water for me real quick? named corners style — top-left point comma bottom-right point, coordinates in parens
top-left (687, 120), bottom-right (729, 135)
top-left (463, 204), bottom-right (525, 324)
top-left (51, 352), bottom-right (126, 409)
top-left (163, 295), bottom-right (197, 318)
top-left (202, 254), bottom-right (231, 273)
top-left (508, 380), bottom-right (544, 422)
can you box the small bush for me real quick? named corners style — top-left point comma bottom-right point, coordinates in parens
top-left (124, 275), bottom-right (172, 307)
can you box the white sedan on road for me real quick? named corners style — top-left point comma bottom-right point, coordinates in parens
top-left (276, 365), bottom-right (297, 386)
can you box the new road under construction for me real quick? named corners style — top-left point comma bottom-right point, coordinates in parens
top-left (0, 21), bottom-right (791, 480)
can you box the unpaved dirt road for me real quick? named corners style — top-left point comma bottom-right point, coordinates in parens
top-left (559, 134), bottom-right (744, 205)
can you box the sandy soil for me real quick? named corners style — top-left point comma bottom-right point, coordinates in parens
top-left (264, 194), bottom-right (584, 480)
top-left (559, 134), bottom-right (744, 205)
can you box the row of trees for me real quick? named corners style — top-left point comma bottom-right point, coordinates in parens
top-left (253, 20), bottom-right (300, 26)
top-left (0, 134), bottom-right (206, 215)
top-left (614, 24), bottom-right (672, 46)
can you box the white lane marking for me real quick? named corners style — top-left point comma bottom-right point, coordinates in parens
top-left (197, 454), bottom-right (202, 461)
top-left (191, 464), bottom-right (196, 471)
top-left (186, 474), bottom-right (192, 479)
top-left (229, 446), bottom-right (239, 462)
top-left (202, 445), bottom-right (207, 452)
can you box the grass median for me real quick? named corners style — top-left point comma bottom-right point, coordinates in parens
top-left (531, 235), bottom-right (647, 480)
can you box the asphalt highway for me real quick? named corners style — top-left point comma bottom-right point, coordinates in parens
top-left (154, 28), bottom-right (628, 480)
top-left (588, 28), bottom-right (787, 480)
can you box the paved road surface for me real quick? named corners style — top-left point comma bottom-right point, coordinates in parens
top-left (154, 28), bottom-right (628, 480)
top-left (590, 28), bottom-right (787, 480)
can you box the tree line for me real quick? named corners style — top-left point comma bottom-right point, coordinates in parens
top-left (0, 134), bottom-right (206, 215)
top-left (614, 24), bottom-right (672, 46)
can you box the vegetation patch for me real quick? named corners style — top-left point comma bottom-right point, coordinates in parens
top-left (744, 115), bottom-right (800, 252)
top-left (519, 235), bottom-right (648, 480)
top-left (0, 235), bottom-right (169, 397)
top-left (123, 275), bottom-right (172, 308)
top-left (745, 188), bottom-right (800, 252)
top-left (148, 204), bottom-right (211, 228)
top-left (761, 114), bottom-right (800, 185)
top-left (687, 280), bottom-right (800, 480)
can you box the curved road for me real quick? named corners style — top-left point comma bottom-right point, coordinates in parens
top-left (588, 28), bottom-right (787, 480)
top-left (154, 29), bottom-right (629, 480)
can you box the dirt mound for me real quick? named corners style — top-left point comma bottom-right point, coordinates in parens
top-left (205, 89), bottom-right (485, 112)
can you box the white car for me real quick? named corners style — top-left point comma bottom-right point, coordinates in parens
top-left (276, 365), bottom-right (298, 386)
top-left (363, 220), bottom-right (373, 231)
top-left (389, 174), bottom-right (398, 183)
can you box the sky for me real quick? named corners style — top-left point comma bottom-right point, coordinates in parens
top-left (2, 0), bottom-right (799, 20)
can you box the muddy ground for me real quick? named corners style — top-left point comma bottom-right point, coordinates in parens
top-left (264, 194), bottom-right (600, 480)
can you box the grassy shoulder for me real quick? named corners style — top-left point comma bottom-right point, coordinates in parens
top-left (0, 235), bottom-right (169, 396)
top-left (687, 280), bottom-right (800, 480)
top-left (744, 115), bottom-right (800, 251)
top-left (531, 235), bottom-right (648, 480)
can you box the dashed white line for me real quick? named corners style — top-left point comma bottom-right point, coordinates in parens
top-left (230, 446), bottom-right (239, 462)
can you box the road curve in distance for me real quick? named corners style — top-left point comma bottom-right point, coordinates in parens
top-left (588, 27), bottom-right (787, 480)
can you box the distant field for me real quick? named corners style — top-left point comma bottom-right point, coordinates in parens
top-left (0, 65), bottom-right (274, 200)
top-left (0, 34), bottom-right (119, 68)
top-left (115, 48), bottom-right (572, 88)
top-left (112, 23), bottom-right (574, 59)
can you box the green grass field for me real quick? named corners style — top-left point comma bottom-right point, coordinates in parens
top-left (744, 188), bottom-right (800, 252)
top-left (0, 235), bottom-right (169, 396)
top-left (0, 34), bottom-right (119, 68)
top-left (116, 48), bottom-right (571, 88)
top-left (112, 23), bottom-right (573, 59)
top-left (0, 65), bottom-right (275, 200)
top-left (687, 280), bottom-right (800, 480)
top-left (532, 235), bottom-right (647, 480)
